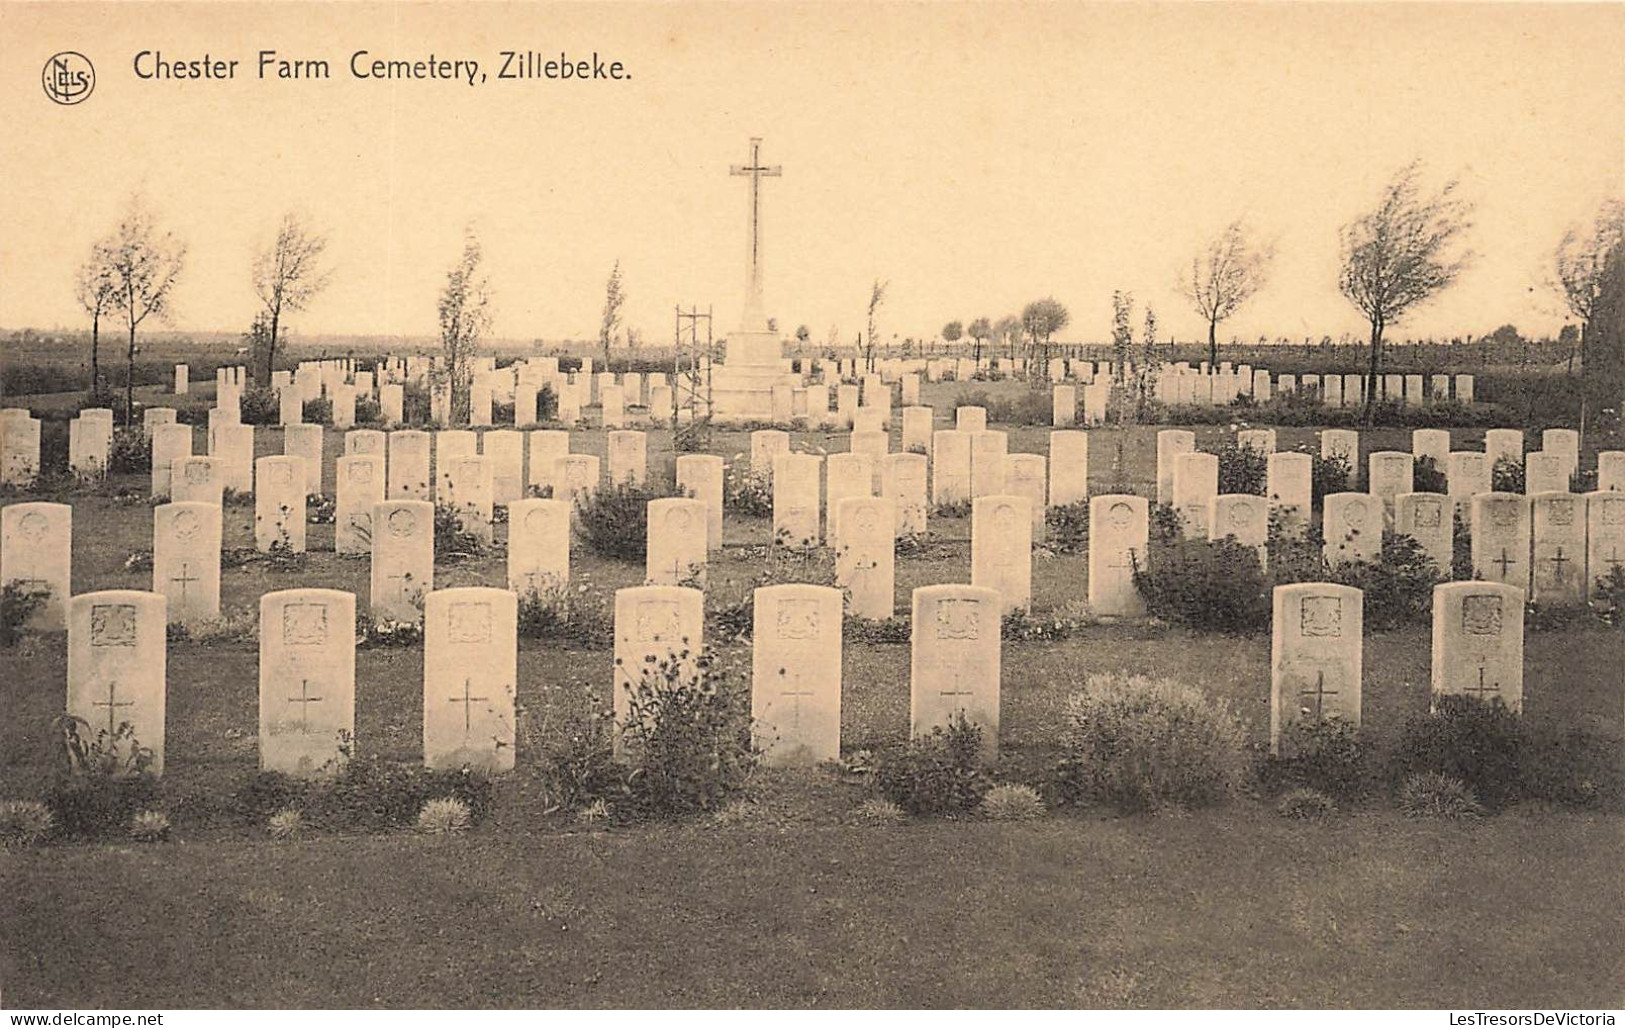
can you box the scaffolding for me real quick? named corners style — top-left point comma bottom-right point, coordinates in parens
top-left (673, 304), bottom-right (716, 445)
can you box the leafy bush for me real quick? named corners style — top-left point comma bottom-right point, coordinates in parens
top-left (1311, 453), bottom-right (1353, 505)
top-left (354, 395), bottom-right (383, 426)
top-left (1276, 788), bottom-right (1337, 820)
top-left (723, 463), bottom-right (774, 517)
top-left (1045, 500), bottom-right (1090, 554)
top-left (44, 717), bottom-right (160, 839)
top-left (533, 713), bottom-right (625, 816)
top-left (1052, 673), bottom-right (1248, 812)
top-left (1397, 772), bottom-right (1484, 819)
top-left (874, 715), bottom-right (993, 815)
top-left (107, 428), bottom-right (151, 474)
top-left (516, 582), bottom-right (613, 648)
top-left (301, 396), bottom-right (333, 425)
top-left (1, 581), bottom-right (48, 647)
top-left (294, 757), bottom-right (494, 832)
top-left (980, 783), bottom-right (1046, 821)
top-left (574, 481), bottom-right (672, 561)
top-left (1330, 532), bottom-right (1442, 630)
top-left (0, 800), bottom-right (54, 848)
top-left (1491, 455), bottom-right (1524, 493)
top-left (239, 387), bottom-right (279, 425)
top-left (1413, 456), bottom-right (1447, 493)
top-left (416, 797), bottom-right (473, 835)
top-left (1259, 719), bottom-right (1372, 801)
top-left (1453, 509), bottom-right (1475, 580)
top-left (432, 502), bottom-right (487, 561)
top-left (1215, 441), bottom-right (1267, 496)
top-left (616, 648), bottom-right (755, 817)
top-left (1389, 695), bottom-right (1524, 811)
top-left (1133, 536), bottom-right (1271, 634)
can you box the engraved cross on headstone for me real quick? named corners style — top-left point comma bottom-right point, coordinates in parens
top-left (170, 562), bottom-right (199, 603)
top-left (777, 668), bottom-right (814, 727)
top-left (93, 679), bottom-right (134, 737)
top-left (1464, 663), bottom-right (1499, 699)
top-left (1297, 669), bottom-right (1339, 721)
top-left (451, 677), bottom-right (488, 732)
top-left (287, 679), bottom-right (324, 732)
top-left (1493, 548), bottom-right (1517, 578)
top-left (1547, 546), bottom-right (1571, 584)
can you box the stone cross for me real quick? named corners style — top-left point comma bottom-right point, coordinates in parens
top-left (729, 136), bottom-right (782, 332)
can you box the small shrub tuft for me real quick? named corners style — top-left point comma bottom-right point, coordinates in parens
top-left (0, 800), bottom-right (55, 848)
top-left (416, 796), bottom-right (473, 835)
top-left (852, 796), bottom-right (908, 826)
top-left (980, 783), bottom-right (1046, 821)
top-left (1275, 788), bottom-right (1337, 821)
top-left (267, 807), bottom-right (305, 840)
top-left (128, 809), bottom-right (172, 842)
top-left (1397, 772), bottom-right (1484, 819)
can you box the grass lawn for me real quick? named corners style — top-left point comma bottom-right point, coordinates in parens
top-left (2, 378), bottom-right (1622, 1008)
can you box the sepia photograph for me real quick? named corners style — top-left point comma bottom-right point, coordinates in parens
top-left (1, 0), bottom-right (1623, 1014)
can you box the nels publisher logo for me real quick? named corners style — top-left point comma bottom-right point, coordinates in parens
top-left (43, 51), bottom-right (95, 105)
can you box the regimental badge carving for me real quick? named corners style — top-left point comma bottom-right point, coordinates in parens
top-left (184, 461), bottom-right (209, 484)
top-left (1462, 595), bottom-right (1502, 636)
top-left (283, 603), bottom-right (328, 646)
top-left (90, 603), bottom-right (138, 646)
top-left (568, 462), bottom-right (588, 486)
top-left (1548, 499), bottom-right (1575, 527)
top-left (636, 600), bottom-right (681, 643)
top-left (17, 512), bottom-right (48, 541)
top-left (448, 601), bottom-right (492, 643)
top-left (1301, 596), bottom-right (1342, 637)
top-left (1343, 500), bottom-right (1369, 527)
top-left (172, 509), bottom-right (200, 539)
top-left (666, 506), bottom-right (692, 533)
top-left (1603, 499), bottom-right (1625, 527)
top-left (524, 508), bottom-right (551, 535)
top-left (935, 598), bottom-right (980, 640)
top-left (268, 463), bottom-right (294, 487)
top-left (854, 505), bottom-right (880, 536)
top-left (1490, 501), bottom-right (1519, 528)
top-left (351, 463), bottom-right (374, 485)
top-left (776, 599), bottom-right (821, 639)
top-left (1226, 502), bottom-right (1252, 530)
top-left (1413, 500), bottom-right (1442, 529)
top-left (387, 508), bottom-right (416, 537)
top-left (1108, 502), bottom-right (1134, 530)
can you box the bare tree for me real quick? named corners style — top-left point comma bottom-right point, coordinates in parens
top-left (1554, 198), bottom-right (1625, 439)
top-left (600, 260), bottom-right (625, 368)
top-left (73, 236), bottom-right (120, 398)
top-left (1338, 161), bottom-right (1474, 423)
top-left (438, 227), bottom-right (492, 425)
top-left (864, 279), bottom-right (888, 372)
top-left (251, 212), bottom-right (332, 387)
top-left (1181, 219), bottom-right (1274, 368)
top-left (993, 315), bottom-right (1021, 361)
top-left (104, 195), bottom-right (187, 424)
top-left (967, 316), bottom-right (991, 364)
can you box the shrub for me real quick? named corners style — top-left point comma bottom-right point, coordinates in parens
top-left (267, 807), bottom-right (305, 840)
top-left (233, 770), bottom-right (307, 825)
top-left (617, 648), bottom-right (755, 818)
top-left (723, 464), bottom-right (774, 517)
top-left (45, 717), bottom-right (161, 840)
top-left (128, 809), bottom-right (172, 843)
top-left (432, 502), bottom-right (487, 561)
top-left (533, 713), bottom-right (626, 815)
top-left (1276, 788), bottom-right (1337, 821)
top-left (1491, 455), bottom-right (1524, 493)
top-left (1053, 673), bottom-right (1248, 812)
top-left (1, 581), bottom-right (48, 647)
top-left (874, 715), bottom-right (993, 815)
top-left (980, 783), bottom-right (1046, 821)
top-left (1413, 456), bottom-right (1447, 493)
top-left (416, 797), bottom-right (473, 835)
top-left (1453, 509), bottom-right (1474, 580)
top-left (1397, 772), bottom-right (1484, 819)
top-left (304, 756), bottom-right (494, 832)
top-left (1519, 723), bottom-right (1624, 809)
top-left (516, 582), bottom-right (614, 648)
top-left (1045, 500), bottom-right (1090, 554)
top-left (1132, 536), bottom-right (1271, 634)
top-left (1260, 719), bottom-right (1372, 801)
top-left (1311, 453), bottom-right (1353, 505)
top-left (354, 395), bottom-right (383, 426)
top-left (107, 428), bottom-right (151, 474)
top-left (574, 481), bottom-right (672, 561)
top-left (0, 800), bottom-right (54, 848)
top-left (852, 796), bottom-right (908, 826)
top-left (1215, 441), bottom-right (1267, 496)
top-left (239, 387), bottom-right (279, 425)
top-left (1390, 695), bottom-right (1523, 811)
top-left (301, 396), bottom-right (333, 425)
top-left (1330, 531), bottom-right (1442, 630)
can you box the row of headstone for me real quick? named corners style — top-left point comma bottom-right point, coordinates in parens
top-left (1159, 369), bottom-right (1475, 408)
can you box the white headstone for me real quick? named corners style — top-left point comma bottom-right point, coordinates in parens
top-left (388, 431), bottom-right (432, 500)
top-left (1396, 491), bottom-right (1452, 574)
top-left (1470, 493), bottom-right (1531, 593)
top-left (825, 452), bottom-right (874, 544)
top-left (424, 588), bottom-right (518, 772)
top-left (1524, 452), bottom-right (1569, 495)
top-left (910, 584), bottom-right (1001, 758)
top-left (1004, 454), bottom-right (1047, 538)
top-left (970, 431), bottom-right (1008, 498)
top-left (1323, 492), bottom-right (1380, 566)
top-left (931, 430), bottom-right (971, 507)
top-left (508, 498), bottom-right (571, 594)
top-left (956, 406), bottom-right (988, 434)
top-left (971, 495), bottom-right (1032, 613)
top-left (369, 500), bottom-right (434, 623)
top-left (1586, 491), bottom-right (1625, 596)
top-left (445, 454), bottom-right (494, 545)
top-left (773, 453), bottom-right (822, 548)
top-left (1, 501), bottom-right (71, 629)
top-left (335, 454), bottom-right (385, 554)
top-left (433, 430), bottom-right (477, 502)
top-left (259, 588), bottom-right (356, 776)
top-left (555, 454), bottom-right (601, 507)
top-left (1431, 582), bottom-right (1524, 714)
top-left (482, 430), bottom-right (525, 505)
top-left (153, 502), bottom-right (221, 626)
top-left (1088, 495), bottom-right (1147, 617)
top-left (68, 591), bottom-right (166, 773)
top-left (527, 429), bottom-right (570, 498)
top-left (1172, 451), bottom-right (1218, 538)
top-left (254, 456), bottom-right (307, 552)
top-left (1270, 583), bottom-right (1362, 755)
top-left (836, 496), bottom-right (896, 620)
top-left (750, 585), bottom-right (842, 767)
top-left (607, 430), bottom-right (648, 487)
top-left (1447, 451), bottom-right (1491, 516)
top-left (1266, 452), bottom-right (1313, 534)
top-left (1048, 431), bottom-right (1089, 507)
top-left (880, 452), bottom-right (929, 536)
top-left (646, 498), bottom-right (708, 586)
top-left (1156, 430), bottom-right (1196, 506)
top-left (150, 423), bottom-right (192, 498)
top-left (1530, 492), bottom-right (1586, 606)
top-left (612, 585), bottom-right (704, 751)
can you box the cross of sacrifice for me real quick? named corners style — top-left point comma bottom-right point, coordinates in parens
top-left (93, 680), bottom-right (134, 737)
top-left (451, 677), bottom-right (489, 732)
top-left (1297, 669), bottom-right (1339, 721)
top-left (729, 136), bottom-right (782, 333)
top-left (287, 679), bottom-right (324, 731)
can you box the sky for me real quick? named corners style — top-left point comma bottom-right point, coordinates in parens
top-left (3, 2), bottom-right (1623, 347)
